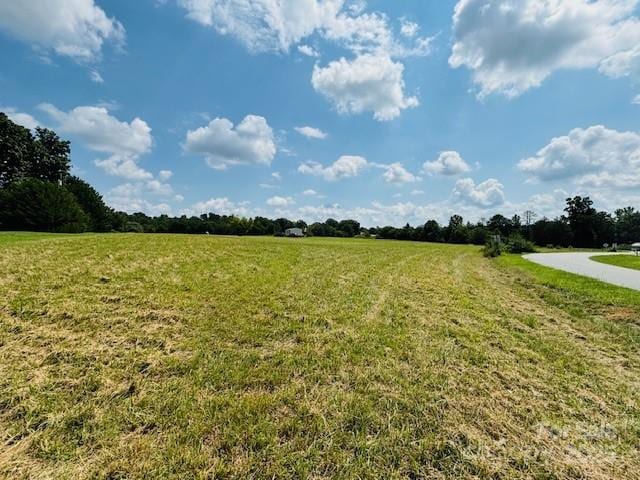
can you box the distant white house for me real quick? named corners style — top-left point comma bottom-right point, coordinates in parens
top-left (632, 242), bottom-right (640, 255)
top-left (285, 227), bottom-right (304, 237)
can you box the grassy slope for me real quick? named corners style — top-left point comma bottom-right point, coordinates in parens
top-left (0, 235), bottom-right (638, 479)
top-left (591, 254), bottom-right (640, 271)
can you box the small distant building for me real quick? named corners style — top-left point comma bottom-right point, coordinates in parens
top-left (285, 227), bottom-right (304, 237)
top-left (632, 242), bottom-right (640, 255)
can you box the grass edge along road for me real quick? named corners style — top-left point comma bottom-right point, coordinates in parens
top-left (0, 234), bottom-right (639, 479)
top-left (590, 254), bottom-right (640, 272)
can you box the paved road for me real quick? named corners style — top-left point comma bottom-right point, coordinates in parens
top-left (523, 252), bottom-right (640, 291)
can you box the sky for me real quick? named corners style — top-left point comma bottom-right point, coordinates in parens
top-left (1, 0), bottom-right (639, 227)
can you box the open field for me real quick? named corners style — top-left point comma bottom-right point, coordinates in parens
top-left (591, 254), bottom-right (640, 272)
top-left (1, 234), bottom-right (639, 479)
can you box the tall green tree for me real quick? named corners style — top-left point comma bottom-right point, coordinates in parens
top-left (0, 178), bottom-right (88, 232)
top-left (29, 127), bottom-right (71, 183)
top-left (0, 112), bottom-right (34, 187)
top-left (64, 176), bottom-right (113, 231)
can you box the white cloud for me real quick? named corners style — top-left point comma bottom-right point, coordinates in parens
top-left (175, 0), bottom-right (342, 53)
top-left (159, 170), bottom-right (173, 181)
top-left (449, 0), bottom-right (640, 97)
top-left (453, 177), bottom-right (505, 207)
top-left (302, 189), bottom-right (319, 196)
top-left (599, 45), bottom-right (640, 78)
top-left (173, 1), bottom-right (431, 121)
top-left (267, 195), bottom-right (296, 207)
top-left (423, 151), bottom-right (471, 176)
top-left (94, 156), bottom-right (152, 181)
top-left (90, 70), bottom-right (104, 83)
top-left (298, 155), bottom-right (368, 181)
top-left (0, 0), bottom-right (125, 62)
top-left (518, 125), bottom-right (640, 188)
top-left (184, 115), bottom-right (276, 170)
top-left (294, 125), bottom-right (328, 139)
top-left (312, 54), bottom-right (418, 121)
top-left (410, 189), bottom-right (424, 195)
top-left (181, 197), bottom-right (251, 217)
top-left (174, 0), bottom-right (431, 58)
top-left (39, 103), bottom-right (152, 156)
top-left (298, 44), bottom-right (320, 57)
top-left (2, 106), bottom-right (40, 130)
top-left (380, 162), bottom-right (418, 184)
top-left (271, 171), bottom-right (282, 180)
top-left (39, 103), bottom-right (154, 181)
top-left (400, 19), bottom-right (419, 38)
top-left (633, 94), bottom-right (640, 105)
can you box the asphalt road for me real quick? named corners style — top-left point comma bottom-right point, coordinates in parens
top-left (523, 252), bottom-right (640, 291)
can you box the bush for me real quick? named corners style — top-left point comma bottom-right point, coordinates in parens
top-left (505, 234), bottom-right (536, 254)
top-left (483, 242), bottom-right (502, 257)
top-left (0, 178), bottom-right (88, 232)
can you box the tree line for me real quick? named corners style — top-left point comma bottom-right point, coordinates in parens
top-left (1, 112), bottom-right (639, 248)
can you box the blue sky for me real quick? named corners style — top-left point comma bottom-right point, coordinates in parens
top-left (1, 0), bottom-right (639, 226)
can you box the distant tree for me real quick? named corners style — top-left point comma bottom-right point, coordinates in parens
top-left (64, 176), bottom-right (113, 231)
top-left (446, 215), bottom-right (469, 244)
top-left (0, 178), bottom-right (88, 232)
top-left (564, 196), bottom-right (597, 247)
top-left (0, 112), bottom-right (35, 186)
top-left (469, 226), bottom-right (487, 245)
top-left (29, 127), bottom-right (71, 183)
top-left (421, 220), bottom-right (442, 242)
top-left (338, 219), bottom-right (360, 237)
top-left (614, 207), bottom-right (640, 244)
top-left (487, 214), bottom-right (512, 237)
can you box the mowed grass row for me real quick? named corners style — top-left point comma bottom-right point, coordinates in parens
top-left (0, 234), bottom-right (638, 479)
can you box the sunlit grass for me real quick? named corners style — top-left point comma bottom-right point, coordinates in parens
top-left (1, 234), bottom-right (638, 479)
top-left (591, 254), bottom-right (640, 272)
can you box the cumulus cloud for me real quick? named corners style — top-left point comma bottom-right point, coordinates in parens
top-left (181, 197), bottom-right (251, 217)
top-left (633, 94), bottom-right (640, 105)
top-left (0, 0), bottom-right (125, 62)
top-left (2, 106), bottom-right (40, 130)
top-left (449, 0), bottom-right (640, 97)
top-left (298, 155), bottom-right (368, 181)
top-left (423, 151), bottom-right (471, 176)
top-left (400, 19), bottom-right (419, 38)
top-left (302, 189), bottom-right (319, 196)
top-left (39, 103), bottom-right (154, 180)
top-left (453, 177), bottom-right (505, 207)
top-left (518, 125), bottom-right (640, 188)
top-left (93, 157), bottom-right (152, 181)
top-left (39, 103), bottom-right (151, 156)
top-left (294, 125), bottom-right (328, 139)
top-left (184, 115), bottom-right (276, 169)
top-left (174, 0), bottom-right (432, 57)
top-left (173, 1), bottom-right (431, 121)
top-left (380, 162), bottom-right (418, 184)
top-left (267, 195), bottom-right (296, 207)
top-left (298, 44), bottom-right (320, 57)
top-left (312, 54), bottom-right (418, 121)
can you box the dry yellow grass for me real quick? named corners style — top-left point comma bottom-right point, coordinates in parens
top-left (0, 233), bottom-right (638, 479)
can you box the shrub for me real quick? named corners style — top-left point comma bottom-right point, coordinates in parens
top-left (483, 241), bottom-right (502, 258)
top-left (505, 234), bottom-right (536, 254)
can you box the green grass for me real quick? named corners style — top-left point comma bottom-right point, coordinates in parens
top-left (591, 254), bottom-right (640, 271)
top-left (1, 234), bottom-right (639, 479)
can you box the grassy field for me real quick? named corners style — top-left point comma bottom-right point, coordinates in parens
top-left (591, 254), bottom-right (640, 271)
top-left (0, 234), bottom-right (639, 479)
